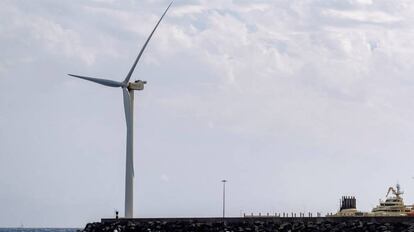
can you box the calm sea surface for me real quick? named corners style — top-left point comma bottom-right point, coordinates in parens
top-left (0, 229), bottom-right (79, 232)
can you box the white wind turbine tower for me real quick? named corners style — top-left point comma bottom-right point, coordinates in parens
top-left (68, 1), bottom-right (173, 218)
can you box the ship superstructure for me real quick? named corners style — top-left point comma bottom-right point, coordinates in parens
top-left (333, 196), bottom-right (361, 216)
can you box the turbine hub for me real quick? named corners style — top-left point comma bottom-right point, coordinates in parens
top-left (128, 80), bottom-right (146, 90)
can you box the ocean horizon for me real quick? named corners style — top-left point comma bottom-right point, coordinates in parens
top-left (0, 229), bottom-right (79, 232)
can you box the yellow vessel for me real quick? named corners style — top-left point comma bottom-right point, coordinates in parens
top-left (370, 184), bottom-right (411, 216)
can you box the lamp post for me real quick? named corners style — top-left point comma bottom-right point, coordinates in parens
top-left (222, 179), bottom-right (227, 218)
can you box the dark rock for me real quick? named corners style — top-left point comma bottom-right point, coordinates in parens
top-left (81, 219), bottom-right (414, 232)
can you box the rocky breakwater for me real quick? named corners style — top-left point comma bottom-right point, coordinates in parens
top-left (82, 219), bottom-right (414, 232)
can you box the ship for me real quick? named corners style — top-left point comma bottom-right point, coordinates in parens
top-left (370, 184), bottom-right (412, 216)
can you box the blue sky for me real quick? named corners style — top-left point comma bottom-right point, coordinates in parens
top-left (2, 0), bottom-right (414, 228)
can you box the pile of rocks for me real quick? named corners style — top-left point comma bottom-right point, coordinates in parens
top-left (82, 219), bottom-right (414, 232)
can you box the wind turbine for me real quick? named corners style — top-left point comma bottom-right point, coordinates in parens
top-left (68, 1), bottom-right (173, 218)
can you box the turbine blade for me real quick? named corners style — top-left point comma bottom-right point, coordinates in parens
top-left (123, 1), bottom-right (174, 84)
top-left (68, 74), bottom-right (123, 87)
top-left (122, 88), bottom-right (131, 125)
top-left (122, 88), bottom-right (134, 176)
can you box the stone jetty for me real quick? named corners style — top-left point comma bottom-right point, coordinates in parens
top-left (81, 217), bottom-right (414, 232)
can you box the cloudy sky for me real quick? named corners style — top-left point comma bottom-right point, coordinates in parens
top-left (2, 0), bottom-right (414, 228)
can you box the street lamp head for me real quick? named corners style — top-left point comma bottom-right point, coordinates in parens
top-left (222, 179), bottom-right (227, 183)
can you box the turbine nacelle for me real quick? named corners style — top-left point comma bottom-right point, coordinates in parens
top-left (128, 80), bottom-right (146, 91)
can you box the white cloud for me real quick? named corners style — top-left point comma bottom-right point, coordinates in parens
top-left (171, 4), bottom-right (207, 17)
top-left (0, 2), bottom-right (99, 67)
top-left (324, 9), bottom-right (401, 23)
top-left (353, 0), bottom-right (373, 5)
top-left (29, 17), bottom-right (97, 65)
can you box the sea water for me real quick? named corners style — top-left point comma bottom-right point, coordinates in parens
top-left (0, 229), bottom-right (79, 232)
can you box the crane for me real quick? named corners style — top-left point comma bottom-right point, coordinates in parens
top-left (386, 184), bottom-right (403, 199)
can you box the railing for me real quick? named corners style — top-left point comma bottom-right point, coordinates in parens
top-left (243, 212), bottom-right (324, 218)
